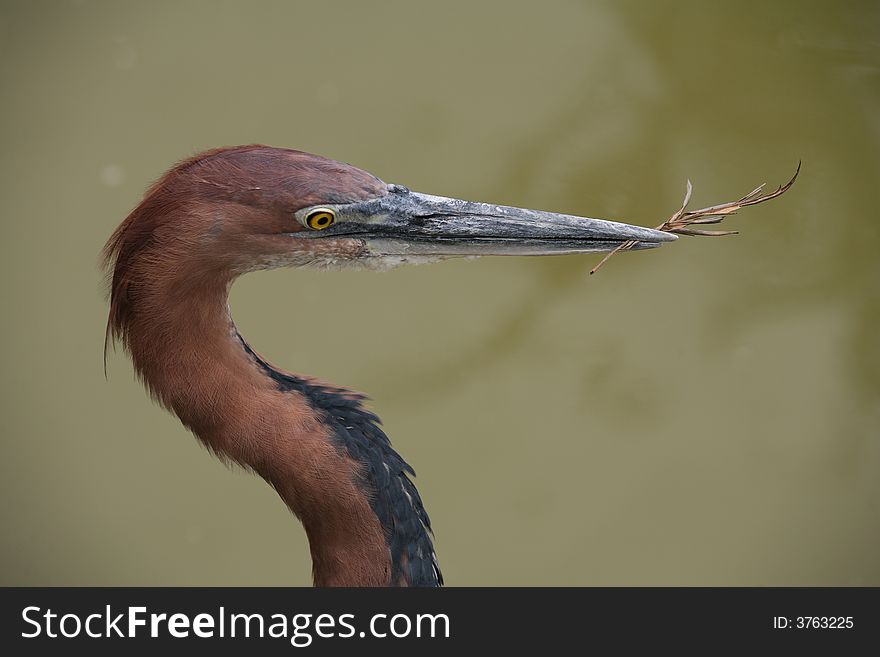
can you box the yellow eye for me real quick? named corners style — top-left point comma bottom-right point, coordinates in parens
top-left (305, 209), bottom-right (336, 230)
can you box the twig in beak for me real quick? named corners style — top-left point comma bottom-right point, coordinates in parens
top-left (589, 162), bottom-right (801, 275)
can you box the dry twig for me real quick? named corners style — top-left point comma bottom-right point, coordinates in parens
top-left (589, 162), bottom-right (801, 275)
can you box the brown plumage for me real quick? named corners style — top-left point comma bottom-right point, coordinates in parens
top-left (103, 144), bottom-right (686, 586)
top-left (104, 146), bottom-right (409, 586)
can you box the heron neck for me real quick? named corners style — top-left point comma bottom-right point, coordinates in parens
top-left (123, 277), bottom-right (396, 586)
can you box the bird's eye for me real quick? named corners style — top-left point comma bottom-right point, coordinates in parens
top-left (304, 209), bottom-right (336, 230)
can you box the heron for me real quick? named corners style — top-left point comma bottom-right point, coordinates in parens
top-left (102, 144), bottom-right (677, 587)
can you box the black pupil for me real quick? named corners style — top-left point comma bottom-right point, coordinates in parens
top-left (314, 214), bottom-right (330, 226)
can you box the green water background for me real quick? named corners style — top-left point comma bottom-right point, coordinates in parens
top-left (1, 0), bottom-right (877, 585)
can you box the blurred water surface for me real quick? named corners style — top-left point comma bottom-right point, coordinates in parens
top-left (1, 0), bottom-right (878, 585)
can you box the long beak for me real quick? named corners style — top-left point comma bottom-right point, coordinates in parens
top-left (312, 186), bottom-right (675, 257)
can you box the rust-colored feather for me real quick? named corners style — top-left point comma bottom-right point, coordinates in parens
top-left (101, 146), bottom-right (417, 587)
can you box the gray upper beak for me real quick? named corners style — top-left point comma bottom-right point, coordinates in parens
top-left (301, 185), bottom-right (676, 257)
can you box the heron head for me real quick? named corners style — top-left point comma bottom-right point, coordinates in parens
top-left (242, 146), bottom-right (676, 271)
top-left (109, 145), bottom-right (675, 278)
